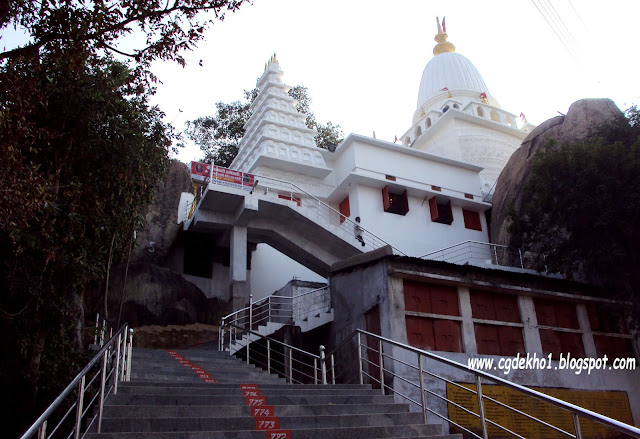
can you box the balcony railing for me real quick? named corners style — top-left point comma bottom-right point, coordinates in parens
top-left (420, 240), bottom-right (538, 270)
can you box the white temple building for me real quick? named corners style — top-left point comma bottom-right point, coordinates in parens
top-left (184, 19), bottom-right (536, 301)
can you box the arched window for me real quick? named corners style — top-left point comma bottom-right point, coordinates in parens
top-left (415, 126), bottom-right (422, 137)
top-left (453, 103), bottom-right (460, 109)
top-left (490, 110), bottom-right (500, 122)
top-left (443, 105), bottom-right (450, 113)
top-left (426, 118), bottom-right (432, 128)
top-left (405, 137), bottom-right (411, 145)
top-left (477, 107), bottom-right (485, 117)
top-left (506, 116), bottom-right (515, 127)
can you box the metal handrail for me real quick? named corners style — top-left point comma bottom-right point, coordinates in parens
top-left (93, 312), bottom-right (117, 347)
top-left (420, 240), bottom-right (532, 270)
top-left (223, 322), bottom-right (325, 385)
top-left (325, 329), bottom-right (640, 439)
top-left (204, 165), bottom-right (405, 255)
top-left (20, 322), bottom-right (134, 439)
top-left (219, 286), bottom-right (331, 351)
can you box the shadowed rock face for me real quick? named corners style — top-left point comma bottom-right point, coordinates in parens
top-left (491, 98), bottom-right (625, 248)
top-left (131, 160), bottom-right (193, 265)
top-left (107, 263), bottom-right (209, 327)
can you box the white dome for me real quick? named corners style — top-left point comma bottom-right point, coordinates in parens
top-left (417, 52), bottom-right (489, 109)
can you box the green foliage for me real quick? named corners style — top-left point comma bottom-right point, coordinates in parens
top-left (0, 0), bottom-right (253, 435)
top-left (186, 84), bottom-right (344, 167)
top-left (508, 107), bottom-right (640, 306)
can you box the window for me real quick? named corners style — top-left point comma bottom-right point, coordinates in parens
top-left (405, 137), bottom-right (411, 145)
top-left (490, 110), bottom-right (500, 122)
top-left (404, 281), bottom-right (462, 352)
top-left (471, 290), bottom-right (524, 356)
top-left (429, 197), bottom-right (453, 225)
top-left (463, 209), bottom-right (482, 231)
top-left (453, 103), bottom-right (459, 109)
top-left (382, 185), bottom-right (409, 216)
top-left (385, 175), bottom-right (396, 181)
top-left (534, 298), bottom-right (584, 359)
top-left (339, 195), bottom-right (350, 224)
top-left (477, 107), bottom-right (485, 117)
top-left (442, 105), bottom-right (450, 113)
top-left (426, 117), bottom-right (432, 128)
top-left (587, 303), bottom-right (634, 360)
top-left (415, 126), bottom-right (422, 137)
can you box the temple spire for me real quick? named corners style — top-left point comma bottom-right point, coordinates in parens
top-left (433, 17), bottom-right (456, 56)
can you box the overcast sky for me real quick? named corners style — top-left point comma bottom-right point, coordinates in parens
top-left (4, 0), bottom-right (640, 164)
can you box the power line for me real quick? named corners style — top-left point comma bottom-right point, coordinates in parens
top-left (530, 0), bottom-right (576, 57)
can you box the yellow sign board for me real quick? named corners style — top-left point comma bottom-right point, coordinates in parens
top-left (446, 383), bottom-right (633, 439)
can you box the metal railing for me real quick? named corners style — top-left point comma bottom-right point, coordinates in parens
top-left (204, 166), bottom-right (405, 255)
top-left (20, 321), bottom-right (134, 439)
top-left (325, 329), bottom-right (640, 439)
top-left (219, 286), bottom-right (331, 352)
top-left (93, 312), bottom-right (116, 348)
top-left (420, 240), bottom-right (538, 270)
top-left (224, 323), bottom-right (328, 385)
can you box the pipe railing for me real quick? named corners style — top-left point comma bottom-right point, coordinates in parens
top-left (324, 329), bottom-right (640, 439)
top-left (204, 166), bottom-right (405, 255)
top-left (93, 312), bottom-right (117, 348)
top-left (420, 240), bottom-right (538, 270)
top-left (219, 286), bottom-right (331, 351)
top-left (224, 323), bottom-right (326, 385)
top-left (20, 320), bottom-right (134, 439)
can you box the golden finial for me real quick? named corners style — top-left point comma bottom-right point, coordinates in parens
top-left (264, 53), bottom-right (278, 71)
top-left (433, 16), bottom-right (455, 56)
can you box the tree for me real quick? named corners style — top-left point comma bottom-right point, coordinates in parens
top-left (0, 1), bottom-right (252, 435)
top-left (507, 107), bottom-right (640, 322)
top-left (186, 84), bottom-right (344, 167)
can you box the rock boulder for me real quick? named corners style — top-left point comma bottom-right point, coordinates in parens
top-left (107, 263), bottom-right (209, 327)
top-left (491, 99), bottom-right (625, 248)
top-left (131, 160), bottom-right (193, 265)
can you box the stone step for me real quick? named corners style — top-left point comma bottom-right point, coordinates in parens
top-left (106, 393), bottom-right (397, 407)
top-left (102, 402), bottom-right (410, 419)
top-left (116, 385), bottom-right (377, 396)
top-left (98, 412), bottom-right (424, 432)
top-left (118, 381), bottom-right (369, 389)
top-left (87, 423), bottom-right (447, 438)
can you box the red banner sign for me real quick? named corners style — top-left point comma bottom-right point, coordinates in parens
top-left (190, 161), bottom-right (211, 182)
top-left (211, 165), bottom-right (254, 191)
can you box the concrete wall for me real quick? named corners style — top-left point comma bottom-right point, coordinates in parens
top-left (328, 257), bottom-right (640, 434)
top-left (249, 244), bottom-right (326, 301)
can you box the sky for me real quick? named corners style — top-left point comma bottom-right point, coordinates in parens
top-left (4, 0), bottom-right (640, 164)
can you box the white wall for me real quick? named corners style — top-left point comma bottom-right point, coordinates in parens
top-left (350, 184), bottom-right (488, 256)
top-left (249, 243), bottom-right (326, 300)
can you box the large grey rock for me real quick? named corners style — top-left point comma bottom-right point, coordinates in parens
top-left (491, 98), bottom-right (625, 248)
top-left (107, 263), bottom-right (208, 327)
top-left (131, 160), bottom-right (193, 265)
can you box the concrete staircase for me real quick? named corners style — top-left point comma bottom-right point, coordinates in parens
top-left (87, 346), bottom-right (461, 438)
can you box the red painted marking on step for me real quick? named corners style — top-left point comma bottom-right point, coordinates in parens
top-left (243, 389), bottom-right (261, 397)
top-left (203, 378), bottom-right (216, 383)
top-left (197, 373), bottom-right (211, 379)
top-left (246, 396), bottom-right (266, 406)
top-left (251, 406), bottom-right (274, 417)
top-left (255, 417), bottom-right (279, 430)
top-left (240, 384), bottom-right (259, 390)
top-left (266, 431), bottom-right (290, 439)
top-left (191, 365), bottom-right (204, 371)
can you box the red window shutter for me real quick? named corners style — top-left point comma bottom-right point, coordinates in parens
top-left (559, 332), bottom-right (585, 358)
top-left (463, 209), bottom-right (482, 231)
top-left (434, 320), bottom-right (462, 352)
top-left (554, 302), bottom-right (579, 329)
top-left (498, 326), bottom-right (525, 356)
top-left (493, 295), bottom-right (521, 323)
top-left (406, 316), bottom-right (435, 350)
top-left (475, 324), bottom-right (501, 356)
top-left (339, 196), bottom-right (350, 224)
top-left (403, 280), bottom-right (432, 313)
top-left (539, 329), bottom-right (562, 359)
top-left (430, 285), bottom-right (459, 316)
top-left (401, 190), bottom-right (409, 214)
top-left (594, 335), bottom-right (632, 360)
top-left (429, 197), bottom-right (438, 221)
top-left (470, 290), bottom-right (496, 320)
top-left (534, 299), bottom-right (557, 327)
top-left (382, 185), bottom-right (391, 212)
